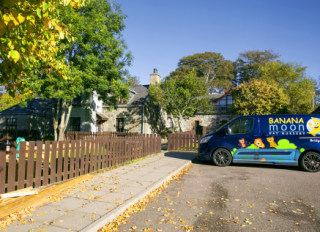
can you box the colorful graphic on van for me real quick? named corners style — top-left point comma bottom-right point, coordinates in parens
top-left (246, 144), bottom-right (257, 149)
top-left (238, 138), bottom-right (247, 148)
top-left (266, 137), bottom-right (277, 147)
top-left (254, 138), bottom-right (265, 148)
top-left (307, 117), bottom-right (320, 136)
top-left (268, 117), bottom-right (306, 136)
top-left (275, 139), bottom-right (297, 149)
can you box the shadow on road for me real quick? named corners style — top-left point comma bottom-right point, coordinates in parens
top-left (231, 163), bottom-right (302, 172)
top-left (165, 151), bottom-right (303, 172)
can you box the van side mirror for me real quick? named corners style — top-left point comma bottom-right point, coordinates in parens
top-left (218, 127), bottom-right (228, 136)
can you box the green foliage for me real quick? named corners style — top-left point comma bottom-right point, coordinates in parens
top-left (231, 79), bottom-right (289, 115)
top-left (234, 50), bottom-right (279, 84)
top-left (20, 0), bottom-right (131, 140)
top-left (232, 50), bottom-right (315, 115)
top-left (0, 93), bottom-right (23, 111)
top-left (0, 0), bottom-right (87, 96)
top-left (149, 70), bottom-right (210, 131)
top-left (170, 52), bottom-right (235, 93)
top-left (57, 0), bottom-right (132, 105)
top-left (259, 61), bottom-right (315, 114)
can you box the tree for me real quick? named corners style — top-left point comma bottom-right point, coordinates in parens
top-left (259, 61), bottom-right (315, 114)
top-left (23, 0), bottom-right (131, 140)
top-left (149, 70), bottom-right (210, 132)
top-left (170, 52), bottom-right (235, 93)
top-left (0, 92), bottom-right (23, 111)
top-left (0, 0), bottom-right (87, 96)
top-left (231, 79), bottom-right (289, 115)
top-left (234, 50), bottom-right (279, 84)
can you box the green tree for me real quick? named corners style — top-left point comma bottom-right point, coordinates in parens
top-left (0, 0), bottom-right (87, 96)
top-left (259, 61), bottom-right (315, 114)
top-left (231, 79), bottom-right (289, 115)
top-left (170, 52), bottom-right (235, 93)
top-left (24, 0), bottom-right (131, 140)
top-left (234, 50), bottom-right (279, 84)
top-left (149, 70), bottom-right (210, 132)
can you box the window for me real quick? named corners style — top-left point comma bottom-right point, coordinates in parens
top-left (116, 118), bottom-right (125, 132)
top-left (228, 118), bottom-right (254, 135)
top-left (6, 118), bottom-right (17, 136)
top-left (72, 96), bottom-right (81, 106)
top-left (70, 117), bottom-right (81, 131)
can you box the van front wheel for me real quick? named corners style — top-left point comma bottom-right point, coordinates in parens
top-left (212, 148), bottom-right (232, 167)
top-left (300, 151), bottom-right (320, 172)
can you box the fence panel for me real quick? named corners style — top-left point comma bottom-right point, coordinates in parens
top-left (168, 131), bottom-right (202, 152)
top-left (0, 150), bottom-right (6, 194)
top-left (1, 133), bottom-right (161, 194)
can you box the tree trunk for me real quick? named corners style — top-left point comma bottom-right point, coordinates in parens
top-left (170, 113), bottom-right (176, 131)
top-left (52, 99), bottom-right (60, 141)
top-left (57, 99), bottom-right (73, 141)
top-left (177, 113), bottom-right (183, 132)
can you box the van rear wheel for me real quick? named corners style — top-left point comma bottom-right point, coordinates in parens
top-left (300, 151), bottom-right (320, 172)
top-left (212, 148), bottom-right (232, 167)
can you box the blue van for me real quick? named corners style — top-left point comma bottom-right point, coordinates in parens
top-left (198, 115), bottom-right (320, 172)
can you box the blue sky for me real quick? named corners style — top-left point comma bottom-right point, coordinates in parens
top-left (118, 0), bottom-right (320, 85)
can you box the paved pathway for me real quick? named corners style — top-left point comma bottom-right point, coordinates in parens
top-left (3, 152), bottom-right (197, 232)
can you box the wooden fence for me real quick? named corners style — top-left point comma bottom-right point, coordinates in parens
top-left (167, 127), bottom-right (207, 152)
top-left (167, 133), bottom-right (201, 152)
top-left (65, 131), bottom-right (140, 140)
top-left (0, 134), bottom-right (161, 194)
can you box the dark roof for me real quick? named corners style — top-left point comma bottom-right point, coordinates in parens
top-left (0, 98), bottom-right (52, 117)
top-left (312, 106), bottom-right (320, 114)
top-left (128, 85), bottom-right (149, 105)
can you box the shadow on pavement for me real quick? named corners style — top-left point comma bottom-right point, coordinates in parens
top-left (164, 151), bottom-right (197, 161)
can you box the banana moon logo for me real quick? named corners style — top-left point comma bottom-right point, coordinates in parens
top-left (307, 117), bottom-right (320, 136)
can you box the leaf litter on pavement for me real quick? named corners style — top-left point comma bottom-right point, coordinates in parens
top-left (98, 163), bottom-right (194, 232)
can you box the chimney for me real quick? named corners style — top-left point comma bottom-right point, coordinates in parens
top-left (150, 68), bottom-right (161, 85)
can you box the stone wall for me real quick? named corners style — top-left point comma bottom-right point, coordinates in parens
top-left (101, 106), bottom-right (152, 134)
top-left (177, 114), bottom-right (237, 134)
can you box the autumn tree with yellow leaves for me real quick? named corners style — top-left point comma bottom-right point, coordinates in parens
top-left (0, 0), bottom-right (86, 95)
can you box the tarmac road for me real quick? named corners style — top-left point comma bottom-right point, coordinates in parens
top-left (117, 157), bottom-right (320, 232)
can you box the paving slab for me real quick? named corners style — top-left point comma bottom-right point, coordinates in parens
top-left (2, 152), bottom-right (197, 232)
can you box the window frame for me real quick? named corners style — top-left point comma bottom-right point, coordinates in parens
top-left (227, 118), bottom-right (254, 135)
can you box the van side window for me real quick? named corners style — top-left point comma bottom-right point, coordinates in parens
top-left (228, 118), bottom-right (254, 135)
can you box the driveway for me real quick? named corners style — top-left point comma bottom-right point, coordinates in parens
top-left (117, 153), bottom-right (320, 232)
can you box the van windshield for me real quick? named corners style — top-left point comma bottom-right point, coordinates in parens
top-left (215, 120), bottom-right (231, 132)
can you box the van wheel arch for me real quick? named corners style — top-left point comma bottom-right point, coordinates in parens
top-left (211, 147), bottom-right (233, 167)
top-left (211, 147), bottom-right (232, 158)
top-left (298, 150), bottom-right (320, 172)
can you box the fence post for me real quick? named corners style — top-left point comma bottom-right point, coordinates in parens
top-left (17, 141), bottom-right (26, 189)
top-left (35, 141), bottom-right (43, 187)
top-left (0, 150), bottom-right (6, 194)
top-left (7, 146), bottom-right (17, 192)
top-left (42, 141), bottom-right (51, 186)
